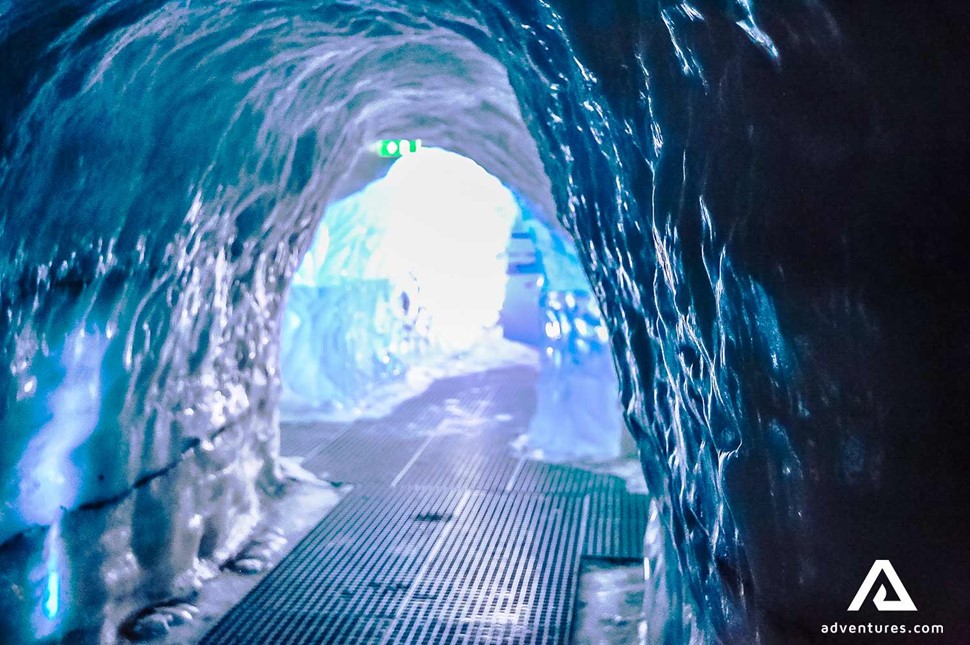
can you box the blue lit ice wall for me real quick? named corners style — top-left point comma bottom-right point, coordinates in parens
top-left (14, 328), bottom-right (106, 529)
top-left (511, 205), bottom-right (626, 462)
top-left (281, 148), bottom-right (520, 415)
top-left (522, 291), bottom-right (625, 461)
top-left (517, 199), bottom-right (590, 294)
top-left (518, 2), bottom-right (970, 641)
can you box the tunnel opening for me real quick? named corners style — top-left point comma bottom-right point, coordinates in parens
top-left (280, 146), bottom-right (525, 420)
top-left (278, 144), bottom-right (627, 463)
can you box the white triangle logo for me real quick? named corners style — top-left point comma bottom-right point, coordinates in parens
top-left (848, 560), bottom-right (917, 612)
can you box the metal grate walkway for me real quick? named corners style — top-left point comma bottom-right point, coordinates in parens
top-left (204, 366), bottom-right (648, 644)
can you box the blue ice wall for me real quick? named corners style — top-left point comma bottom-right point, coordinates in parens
top-left (1, 4), bottom-right (554, 640)
top-left (521, 291), bottom-right (625, 462)
top-left (516, 200), bottom-right (590, 294)
top-left (528, 1), bottom-right (970, 641)
top-left (509, 204), bottom-right (626, 462)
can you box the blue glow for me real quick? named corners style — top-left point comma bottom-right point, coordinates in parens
top-left (33, 520), bottom-right (64, 638)
top-left (42, 571), bottom-right (59, 620)
top-left (15, 329), bottom-right (106, 528)
top-left (520, 290), bottom-right (625, 462)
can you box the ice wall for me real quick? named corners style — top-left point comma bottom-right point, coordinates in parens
top-left (519, 291), bottom-right (626, 462)
top-left (511, 207), bottom-right (627, 462)
top-left (528, 1), bottom-right (970, 641)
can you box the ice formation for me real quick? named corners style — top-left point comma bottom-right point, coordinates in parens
top-left (2, 0), bottom-right (969, 643)
top-left (517, 290), bottom-right (625, 462)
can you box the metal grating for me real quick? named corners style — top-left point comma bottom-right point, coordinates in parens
top-left (386, 492), bottom-right (586, 645)
top-left (210, 366), bottom-right (650, 644)
top-left (203, 490), bottom-right (586, 645)
top-left (508, 460), bottom-right (608, 495)
top-left (583, 481), bottom-right (650, 560)
top-left (279, 420), bottom-right (352, 458)
top-left (395, 434), bottom-right (519, 492)
top-left (202, 487), bottom-right (465, 645)
top-left (301, 428), bottom-right (428, 485)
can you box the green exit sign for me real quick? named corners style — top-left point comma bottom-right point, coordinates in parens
top-left (377, 139), bottom-right (423, 158)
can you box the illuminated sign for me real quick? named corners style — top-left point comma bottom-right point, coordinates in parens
top-left (377, 139), bottom-right (422, 158)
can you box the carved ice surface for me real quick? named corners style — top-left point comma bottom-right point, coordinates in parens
top-left (517, 291), bottom-right (625, 462)
top-left (13, 328), bottom-right (106, 532)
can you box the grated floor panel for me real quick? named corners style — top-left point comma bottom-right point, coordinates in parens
top-left (584, 482), bottom-right (651, 561)
top-left (301, 429), bottom-right (428, 485)
top-left (279, 420), bottom-right (352, 458)
top-left (206, 366), bottom-right (649, 644)
top-left (386, 492), bottom-right (586, 645)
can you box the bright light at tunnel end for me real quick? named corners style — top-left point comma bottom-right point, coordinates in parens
top-left (283, 145), bottom-right (521, 410)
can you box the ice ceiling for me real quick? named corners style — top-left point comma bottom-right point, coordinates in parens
top-left (2, 0), bottom-right (970, 643)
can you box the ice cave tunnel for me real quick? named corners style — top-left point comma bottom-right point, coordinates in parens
top-left (2, 1), bottom-right (970, 644)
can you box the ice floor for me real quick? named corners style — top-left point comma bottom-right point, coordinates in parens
top-left (198, 365), bottom-right (648, 644)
